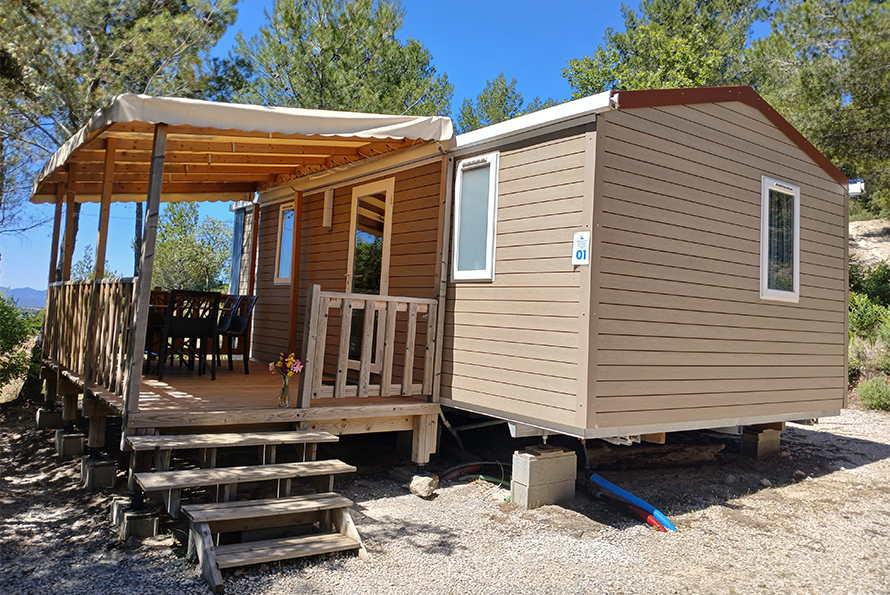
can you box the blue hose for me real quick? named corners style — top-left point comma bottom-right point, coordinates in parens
top-left (590, 474), bottom-right (677, 531)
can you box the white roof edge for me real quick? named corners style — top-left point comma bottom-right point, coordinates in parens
top-left (31, 93), bottom-right (453, 201)
top-left (453, 91), bottom-right (613, 151)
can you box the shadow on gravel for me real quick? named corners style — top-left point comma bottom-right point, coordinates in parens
top-left (436, 412), bottom-right (890, 531)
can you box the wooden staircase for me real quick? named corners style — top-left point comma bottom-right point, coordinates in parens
top-left (129, 430), bottom-right (365, 593)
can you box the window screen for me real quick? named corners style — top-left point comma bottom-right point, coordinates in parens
top-left (760, 176), bottom-right (800, 302)
top-left (276, 206), bottom-right (294, 282)
top-left (453, 152), bottom-right (499, 281)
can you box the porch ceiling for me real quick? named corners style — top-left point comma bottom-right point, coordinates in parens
top-left (30, 94), bottom-right (453, 205)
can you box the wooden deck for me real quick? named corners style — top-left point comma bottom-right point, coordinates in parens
top-left (84, 360), bottom-right (439, 435)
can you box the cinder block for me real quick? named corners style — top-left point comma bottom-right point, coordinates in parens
top-left (55, 429), bottom-right (84, 458)
top-left (81, 457), bottom-right (117, 490)
top-left (36, 408), bottom-right (63, 430)
top-left (512, 449), bottom-right (577, 486)
top-left (111, 496), bottom-right (159, 539)
top-left (511, 448), bottom-right (577, 510)
top-left (512, 479), bottom-right (576, 509)
top-left (741, 427), bottom-right (782, 458)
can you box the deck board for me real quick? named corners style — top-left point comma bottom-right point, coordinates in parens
top-left (83, 360), bottom-right (437, 429)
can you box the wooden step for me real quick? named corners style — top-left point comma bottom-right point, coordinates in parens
top-left (214, 532), bottom-right (360, 569)
top-left (182, 492), bottom-right (353, 524)
top-left (135, 459), bottom-right (356, 492)
top-left (126, 430), bottom-right (338, 451)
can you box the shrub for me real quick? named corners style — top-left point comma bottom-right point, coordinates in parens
top-left (849, 292), bottom-right (887, 344)
top-left (0, 295), bottom-right (42, 389)
top-left (848, 351), bottom-right (864, 387)
top-left (857, 377), bottom-right (890, 411)
top-left (850, 258), bottom-right (890, 307)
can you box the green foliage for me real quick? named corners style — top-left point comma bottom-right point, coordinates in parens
top-left (857, 376), bottom-right (890, 410)
top-left (563, 0), bottom-right (764, 96)
top-left (153, 203), bottom-right (233, 291)
top-left (456, 74), bottom-right (557, 134)
top-left (228, 0), bottom-right (452, 116)
top-left (70, 245), bottom-right (119, 280)
top-left (848, 351), bottom-right (863, 387)
top-left (352, 235), bottom-right (382, 295)
top-left (0, 0), bottom-right (237, 259)
top-left (849, 197), bottom-right (882, 222)
top-left (849, 292), bottom-right (887, 345)
top-left (0, 293), bottom-right (42, 388)
top-left (749, 0), bottom-right (890, 211)
top-left (849, 258), bottom-right (890, 306)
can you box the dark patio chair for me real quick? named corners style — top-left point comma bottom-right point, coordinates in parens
top-left (215, 294), bottom-right (241, 367)
top-left (157, 290), bottom-right (220, 381)
top-left (218, 295), bottom-right (258, 374)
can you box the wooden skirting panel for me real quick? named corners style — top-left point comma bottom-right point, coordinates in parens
top-left (126, 402), bottom-right (440, 430)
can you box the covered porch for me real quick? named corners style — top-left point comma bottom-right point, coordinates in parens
top-left (33, 95), bottom-right (452, 464)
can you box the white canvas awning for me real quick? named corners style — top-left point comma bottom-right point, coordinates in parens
top-left (31, 94), bottom-right (453, 204)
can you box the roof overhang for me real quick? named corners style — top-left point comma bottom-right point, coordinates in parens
top-left (30, 94), bottom-right (453, 205)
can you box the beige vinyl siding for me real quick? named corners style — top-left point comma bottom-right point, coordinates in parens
top-left (442, 132), bottom-right (587, 428)
top-left (252, 162), bottom-right (442, 375)
top-left (592, 103), bottom-right (847, 430)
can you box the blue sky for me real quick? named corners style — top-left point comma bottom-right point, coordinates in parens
top-left (2, 0), bottom-right (628, 290)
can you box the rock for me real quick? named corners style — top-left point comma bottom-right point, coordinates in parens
top-left (778, 451), bottom-right (792, 459)
top-left (725, 474), bottom-right (737, 485)
top-left (760, 478), bottom-right (772, 487)
top-left (409, 474), bottom-right (439, 498)
top-left (793, 470), bottom-right (807, 482)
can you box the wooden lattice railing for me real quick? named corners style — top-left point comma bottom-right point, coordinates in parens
top-left (43, 278), bottom-right (137, 396)
top-left (299, 284), bottom-right (438, 405)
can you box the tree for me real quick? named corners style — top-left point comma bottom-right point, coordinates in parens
top-left (70, 245), bottom-right (118, 280)
top-left (154, 203), bottom-right (232, 291)
top-left (455, 73), bottom-right (557, 134)
top-left (748, 0), bottom-right (890, 213)
top-left (0, 293), bottom-right (42, 389)
top-left (563, 0), bottom-right (764, 96)
top-left (0, 0), bottom-right (237, 277)
top-left (228, 0), bottom-right (452, 115)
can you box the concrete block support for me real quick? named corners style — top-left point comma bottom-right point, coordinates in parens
top-left (511, 447), bottom-right (577, 510)
top-left (741, 427), bottom-right (782, 458)
top-left (36, 408), bottom-right (64, 430)
top-left (111, 496), bottom-right (159, 539)
top-left (55, 429), bottom-right (85, 458)
top-left (81, 457), bottom-right (117, 490)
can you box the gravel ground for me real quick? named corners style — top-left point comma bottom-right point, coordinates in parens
top-left (1, 400), bottom-right (889, 595)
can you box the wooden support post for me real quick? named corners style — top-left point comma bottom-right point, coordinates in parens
top-left (244, 202), bottom-right (260, 364)
top-left (61, 167), bottom-right (77, 281)
top-left (431, 154), bottom-right (453, 403)
top-left (155, 449), bottom-right (171, 472)
top-left (287, 190), bottom-right (304, 355)
top-left (62, 393), bottom-right (79, 423)
top-left (196, 522), bottom-right (223, 594)
top-left (88, 415), bottom-right (107, 449)
top-left (298, 283), bottom-right (321, 408)
top-left (48, 185), bottom-right (65, 284)
top-left (123, 124), bottom-right (168, 421)
top-left (164, 488), bottom-right (181, 518)
top-left (44, 368), bottom-right (59, 405)
top-left (411, 413), bottom-right (438, 465)
top-left (94, 138), bottom-right (116, 281)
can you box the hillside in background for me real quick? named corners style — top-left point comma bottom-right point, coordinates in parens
top-left (1, 287), bottom-right (48, 309)
top-left (850, 219), bottom-right (890, 266)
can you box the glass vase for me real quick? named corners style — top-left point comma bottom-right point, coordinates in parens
top-left (278, 375), bottom-right (290, 407)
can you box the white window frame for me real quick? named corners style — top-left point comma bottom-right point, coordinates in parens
top-left (452, 152), bottom-right (499, 282)
top-left (274, 201), bottom-right (295, 285)
top-left (760, 175), bottom-right (800, 303)
top-left (345, 177), bottom-right (395, 374)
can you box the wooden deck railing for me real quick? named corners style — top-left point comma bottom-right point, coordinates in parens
top-left (299, 284), bottom-right (438, 405)
top-left (44, 278), bottom-right (137, 397)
